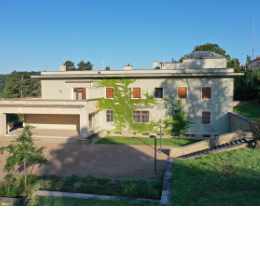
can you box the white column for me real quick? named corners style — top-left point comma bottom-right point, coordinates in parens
top-left (0, 113), bottom-right (7, 136)
top-left (79, 109), bottom-right (89, 139)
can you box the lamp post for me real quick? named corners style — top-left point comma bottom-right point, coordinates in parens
top-left (150, 134), bottom-right (157, 175)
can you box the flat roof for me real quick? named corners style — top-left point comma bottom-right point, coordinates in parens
top-left (32, 69), bottom-right (243, 80)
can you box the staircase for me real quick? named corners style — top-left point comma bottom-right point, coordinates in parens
top-left (179, 137), bottom-right (255, 160)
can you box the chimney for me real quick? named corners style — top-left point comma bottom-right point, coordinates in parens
top-left (59, 64), bottom-right (67, 71)
top-left (123, 64), bottom-right (133, 70)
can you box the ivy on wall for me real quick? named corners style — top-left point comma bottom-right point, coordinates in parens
top-left (98, 79), bottom-right (157, 133)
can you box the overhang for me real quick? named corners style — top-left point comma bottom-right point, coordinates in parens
top-left (31, 69), bottom-right (243, 80)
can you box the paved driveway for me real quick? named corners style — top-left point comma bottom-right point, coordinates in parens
top-left (0, 137), bottom-right (167, 179)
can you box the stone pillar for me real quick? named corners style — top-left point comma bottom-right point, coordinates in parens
top-left (79, 109), bottom-right (89, 139)
top-left (0, 113), bottom-right (7, 136)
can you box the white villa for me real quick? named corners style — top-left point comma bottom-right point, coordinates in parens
top-left (0, 51), bottom-right (242, 139)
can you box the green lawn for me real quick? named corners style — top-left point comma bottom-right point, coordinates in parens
top-left (95, 136), bottom-right (195, 146)
top-left (172, 148), bottom-right (260, 206)
top-left (234, 102), bottom-right (260, 120)
top-left (31, 197), bottom-right (159, 206)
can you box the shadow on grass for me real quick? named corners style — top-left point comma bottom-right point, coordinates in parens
top-left (172, 149), bottom-right (260, 206)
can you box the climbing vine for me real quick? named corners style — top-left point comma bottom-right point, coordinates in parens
top-left (98, 79), bottom-right (157, 133)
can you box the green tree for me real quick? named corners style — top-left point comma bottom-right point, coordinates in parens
top-left (78, 60), bottom-right (93, 71)
top-left (0, 126), bottom-right (47, 190)
top-left (105, 66), bottom-right (111, 71)
top-left (64, 60), bottom-right (76, 71)
top-left (164, 94), bottom-right (190, 136)
top-left (3, 72), bottom-right (40, 98)
top-left (194, 43), bottom-right (227, 57)
top-left (191, 43), bottom-right (241, 72)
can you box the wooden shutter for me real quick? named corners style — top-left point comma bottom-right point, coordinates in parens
top-left (202, 87), bottom-right (211, 99)
top-left (133, 88), bottom-right (141, 98)
top-left (177, 87), bottom-right (187, 99)
top-left (106, 88), bottom-right (114, 98)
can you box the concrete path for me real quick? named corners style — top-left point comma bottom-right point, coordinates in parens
top-left (37, 190), bottom-right (159, 203)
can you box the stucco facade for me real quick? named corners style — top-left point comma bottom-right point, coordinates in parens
top-left (0, 52), bottom-right (242, 138)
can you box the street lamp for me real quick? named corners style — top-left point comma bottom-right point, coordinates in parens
top-left (150, 134), bottom-right (158, 175)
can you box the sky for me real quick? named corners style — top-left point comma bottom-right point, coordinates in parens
top-left (0, 0), bottom-right (259, 73)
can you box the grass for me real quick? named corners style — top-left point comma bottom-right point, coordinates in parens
top-left (31, 197), bottom-right (159, 206)
top-left (95, 136), bottom-right (196, 146)
top-left (234, 101), bottom-right (260, 120)
top-left (172, 148), bottom-right (260, 206)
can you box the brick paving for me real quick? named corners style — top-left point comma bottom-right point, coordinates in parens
top-left (0, 137), bottom-right (167, 179)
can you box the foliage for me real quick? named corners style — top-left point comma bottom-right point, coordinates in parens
top-left (2, 71), bottom-right (40, 98)
top-left (95, 136), bottom-right (196, 146)
top-left (64, 60), bottom-right (76, 71)
top-left (190, 43), bottom-right (241, 72)
top-left (39, 175), bottom-right (162, 199)
top-left (234, 69), bottom-right (260, 101)
top-left (77, 60), bottom-right (93, 71)
top-left (98, 79), bottom-right (157, 133)
top-left (0, 74), bottom-right (6, 96)
top-left (105, 66), bottom-right (111, 71)
top-left (0, 126), bottom-right (47, 194)
top-left (234, 101), bottom-right (260, 120)
top-left (164, 94), bottom-right (190, 136)
top-left (172, 149), bottom-right (260, 205)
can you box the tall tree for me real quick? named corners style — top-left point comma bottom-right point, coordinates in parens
top-left (78, 60), bottom-right (93, 71)
top-left (3, 72), bottom-right (40, 98)
top-left (64, 60), bottom-right (76, 71)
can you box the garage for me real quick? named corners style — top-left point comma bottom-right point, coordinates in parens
top-left (24, 114), bottom-right (80, 131)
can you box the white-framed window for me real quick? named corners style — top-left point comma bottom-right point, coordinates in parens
top-left (133, 111), bottom-right (149, 123)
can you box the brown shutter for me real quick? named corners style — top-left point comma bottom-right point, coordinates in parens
top-left (177, 87), bottom-right (187, 99)
top-left (106, 88), bottom-right (114, 98)
top-left (133, 88), bottom-right (141, 98)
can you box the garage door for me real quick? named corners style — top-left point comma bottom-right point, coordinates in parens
top-left (24, 114), bottom-right (80, 131)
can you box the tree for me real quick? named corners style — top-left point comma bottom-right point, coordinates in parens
top-left (78, 60), bottom-right (93, 71)
top-left (105, 66), bottom-right (111, 71)
top-left (164, 94), bottom-right (190, 136)
top-left (3, 72), bottom-right (40, 98)
top-left (0, 126), bottom-right (47, 190)
top-left (64, 60), bottom-right (76, 71)
top-left (194, 43), bottom-right (228, 57)
top-left (191, 43), bottom-right (241, 72)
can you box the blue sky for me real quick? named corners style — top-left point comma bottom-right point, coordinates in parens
top-left (0, 0), bottom-right (259, 73)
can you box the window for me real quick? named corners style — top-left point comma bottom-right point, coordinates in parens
top-left (106, 110), bottom-right (113, 122)
top-left (177, 87), bottom-right (187, 99)
top-left (132, 88), bottom-right (141, 98)
top-left (74, 88), bottom-right (86, 100)
top-left (106, 88), bottom-right (114, 98)
top-left (133, 111), bottom-right (149, 123)
top-left (202, 87), bottom-right (211, 99)
top-left (202, 111), bottom-right (211, 124)
top-left (154, 88), bottom-right (163, 98)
